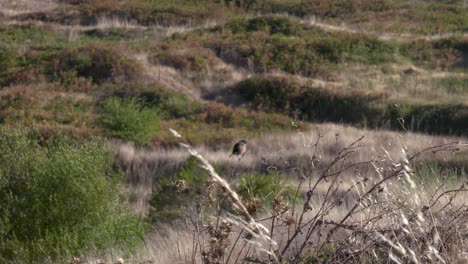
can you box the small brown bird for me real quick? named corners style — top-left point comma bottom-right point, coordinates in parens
top-left (229, 140), bottom-right (248, 160)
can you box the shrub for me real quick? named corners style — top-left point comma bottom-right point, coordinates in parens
top-left (399, 37), bottom-right (465, 69)
top-left (236, 172), bottom-right (295, 215)
top-left (48, 45), bottom-right (141, 84)
top-left (111, 85), bottom-right (203, 119)
top-left (152, 48), bottom-right (219, 73)
top-left (235, 76), bottom-right (385, 122)
top-left (236, 76), bottom-right (301, 112)
top-left (0, 86), bottom-right (40, 124)
top-left (206, 16), bottom-right (395, 76)
top-left (140, 90), bottom-right (202, 119)
top-left (99, 97), bottom-right (160, 144)
top-left (0, 129), bottom-right (145, 263)
top-left (150, 156), bottom-right (210, 222)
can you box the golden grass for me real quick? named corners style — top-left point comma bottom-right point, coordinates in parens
top-left (335, 63), bottom-right (468, 105)
top-left (116, 123), bottom-right (467, 215)
top-left (112, 123), bottom-right (467, 263)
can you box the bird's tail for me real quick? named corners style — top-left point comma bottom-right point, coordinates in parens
top-left (229, 153), bottom-right (233, 158)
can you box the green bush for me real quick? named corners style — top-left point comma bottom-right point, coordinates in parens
top-left (0, 129), bottom-right (145, 263)
top-left (99, 97), bottom-right (160, 144)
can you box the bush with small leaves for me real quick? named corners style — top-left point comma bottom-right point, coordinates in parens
top-left (99, 97), bottom-right (160, 144)
top-left (0, 129), bottom-right (145, 263)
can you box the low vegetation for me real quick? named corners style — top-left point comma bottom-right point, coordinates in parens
top-left (141, 131), bottom-right (467, 263)
top-left (17, 0), bottom-right (236, 26)
top-left (253, 0), bottom-right (468, 34)
top-left (233, 76), bottom-right (468, 136)
top-left (153, 16), bottom-right (397, 78)
top-left (0, 0), bottom-right (466, 263)
top-left (0, 129), bottom-right (145, 263)
top-left (99, 97), bottom-right (160, 144)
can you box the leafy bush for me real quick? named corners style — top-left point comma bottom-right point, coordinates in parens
top-left (99, 97), bottom-right (160, 144)
top-left (0, 129), bottom-right (145, 263)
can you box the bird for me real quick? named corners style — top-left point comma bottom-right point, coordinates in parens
top-left (229, 140), bottom-right (248, 160)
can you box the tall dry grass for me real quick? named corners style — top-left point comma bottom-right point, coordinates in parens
top-left (335, 64), bottom-right (468, 105)
top-left (113, 123), bottom-right (467, 263)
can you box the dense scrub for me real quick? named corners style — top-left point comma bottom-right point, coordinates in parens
top-left (0, 129), bottom-right (145, 263)
top-left (0, 44), bottom-right (141, 87)
top-left (154, 15), bottom-right (466, 81)
top-left (153, 16), bottom-right (396, 78)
